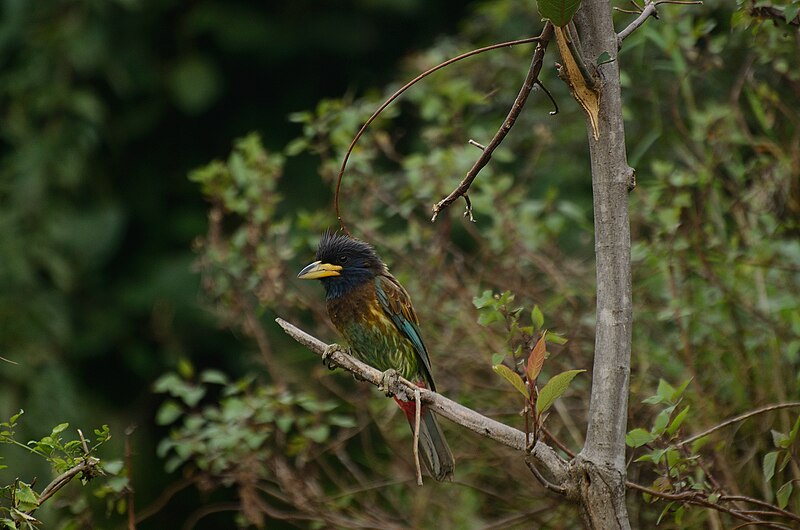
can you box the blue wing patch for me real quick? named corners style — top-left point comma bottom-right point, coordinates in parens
top-left (374, 275), bottom-right (436, 390)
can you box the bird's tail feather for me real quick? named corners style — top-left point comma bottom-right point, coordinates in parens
top-left (394, 396), bottom-right (455, 482)
top-left (411, 409), bottom-right (455, 482)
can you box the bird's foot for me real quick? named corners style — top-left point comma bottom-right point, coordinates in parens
top-left (378, 369), bottom-right (400, 397)
top-left (322, 344), bottom-right (348, 371)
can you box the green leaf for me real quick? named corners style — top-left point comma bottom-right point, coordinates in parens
top-left (156, 401), bottom-right (184, 426)
top-left (652, 405), bottom-right (676, 436)
top-left (785, 4), bottom-right (800, 24)
top-left (102, 460), bottom-right (125, 475)
top-left (50, 422), bottom-right (69, 436)
top-left (596, 51), bottom-right (614, 65)
top-left (763, 451), bottom-right (778, 482)
top-left (328, 414), bottom-right (356, 428)
top-left (787, 415), bottom-right (800, 445)
top-left (779, 451), bottom-right (793, 473)
top-left (546, 333), bottom-right (568, 345)
top-left (200, 370), bottom-right (229, 385)
top-left (492, 364), bottom-right (529, 399)
top-left (667, 406), bottom-right (690, 436)
top-left (15, 482), bottom-right (39, 512)
top-left (538, 0), bottom-right (583, 27)
top-left (9, 410), bottom-right (23, 425)
top-left (472, 290), bottom-right (495, 309)
top-left (690, 435), bottom-right (710, 454)
top-left (303, 425), bottom-right (330, 443)
top-left (772, 429), bottom-right (790, 448)
top-left (531, 305), bottom-right (544, 330)
top-left (777, 481), bottom-right (793, 509)
top-left (477, 309), bottom-right (502, 326)
top-left (626, 428), bottom-right (656, 448)
top-left (657, 379), bottom-right (676, 401)
top-left (491, 352), bottom-right (506, 365)
top-left (536, 369), bottom-right (585, 415)
top-left (671, 379), bottom-right (692, 402)
top-left (656, 501), bottom-right (675, 525)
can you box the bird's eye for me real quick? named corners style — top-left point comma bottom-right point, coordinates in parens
top-left (339, 255), bottom-right (348, 264)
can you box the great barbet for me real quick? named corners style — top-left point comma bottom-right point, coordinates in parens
top-left (298, 232), bottom-right (455, 481)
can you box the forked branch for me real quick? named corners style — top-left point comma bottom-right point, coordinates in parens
top-left (617, 0), bottom-right (704, 46)
top-left (333, 35), bottom-right (545, 234)
top-left (431, 22), bottom-right (554, 222)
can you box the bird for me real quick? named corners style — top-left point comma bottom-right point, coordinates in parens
top-left (297, 231), bottom-right (455, 482)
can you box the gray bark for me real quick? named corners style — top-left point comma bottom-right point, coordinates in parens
top-left (570, 1), bottom-right (635, 528)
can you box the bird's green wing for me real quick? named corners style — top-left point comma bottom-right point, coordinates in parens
top-left (374, 274), bottom-right (436, 390)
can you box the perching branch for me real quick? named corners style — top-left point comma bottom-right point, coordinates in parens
top-left (275, 318), bottom-right (569, 487)
top-left (430, 22), bottom-right (554, 222)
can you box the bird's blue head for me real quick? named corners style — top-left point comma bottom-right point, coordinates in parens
top-left (297, 231), bottom-right (386, 299)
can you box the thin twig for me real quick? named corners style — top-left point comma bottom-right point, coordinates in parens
top-left (729, 521), bottom-right (795, 530)
top-left (536, 80), bottom-right (559, 115)
top-left (468, 139), bottom-right (486, 150)
top-left (413, 388), bottom-right (423, 486)
top-left (542, 426), bottom-right (576, 458)
top-left (625, 481), bottom-right (797, 529)
top-left (77, 428), bottom-right (90, 455)
top-left (720, 495), bottom-right (800, 523)
top-left (125, 426), bottom-right (137, 530)
top-left (525, 458), bottom-right (567, 495)
top-left (430, 22), bottom-right (554, 222)
top-left (677, 402), bottom-right (800, 447)
top-left (332, 35), bottom-right (543, 234)
top-left (275, 317), bottom-right (569, 485)
top-left (617, 0), bottom-right (704, 45)
top-left (38, 458), bottom-right (101, 506)
top-left (617, 0), bottom-right (658, 44)
top-left (135, 478), bottom-right (195, 523)
top-left (749, 5), bottom-right (800, 26)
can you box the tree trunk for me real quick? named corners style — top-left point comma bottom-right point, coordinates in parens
top-left (569, 1), bottom-right (635, 528)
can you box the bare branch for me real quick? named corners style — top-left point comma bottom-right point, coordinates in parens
top-left (617, 0), bottom-right (704, 46)
top-left (750, 5), bottom-right (800, 26)
top-left (333, 35), bottom-right (544, 235)
top-left (37, 457), bottom-right (102, 506)
top-left (677, 401), bottom-right (800, 447)
top-left (617, 0), bottom-right (658, 44)
top-left (275, 317), bottom-right (569, 486)
top-left (431, 22), bottom-right (554, 222)
top-left (720, 496), bottom-right (800, 524)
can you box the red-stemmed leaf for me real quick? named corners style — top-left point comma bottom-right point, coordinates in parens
top-left (526, 331), bottom-right (548, 385)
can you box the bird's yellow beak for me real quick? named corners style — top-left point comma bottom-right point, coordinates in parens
top-left (297, 260), bottom-right (342, 279)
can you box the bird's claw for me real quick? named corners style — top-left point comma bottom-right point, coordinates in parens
top-left (378, 369), bottom-right (400, 397)
top-left (322, 344), bottom-right (347, 371)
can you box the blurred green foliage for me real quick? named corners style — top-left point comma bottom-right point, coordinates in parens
top-left (1, 0), bottom-right (799, 527)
